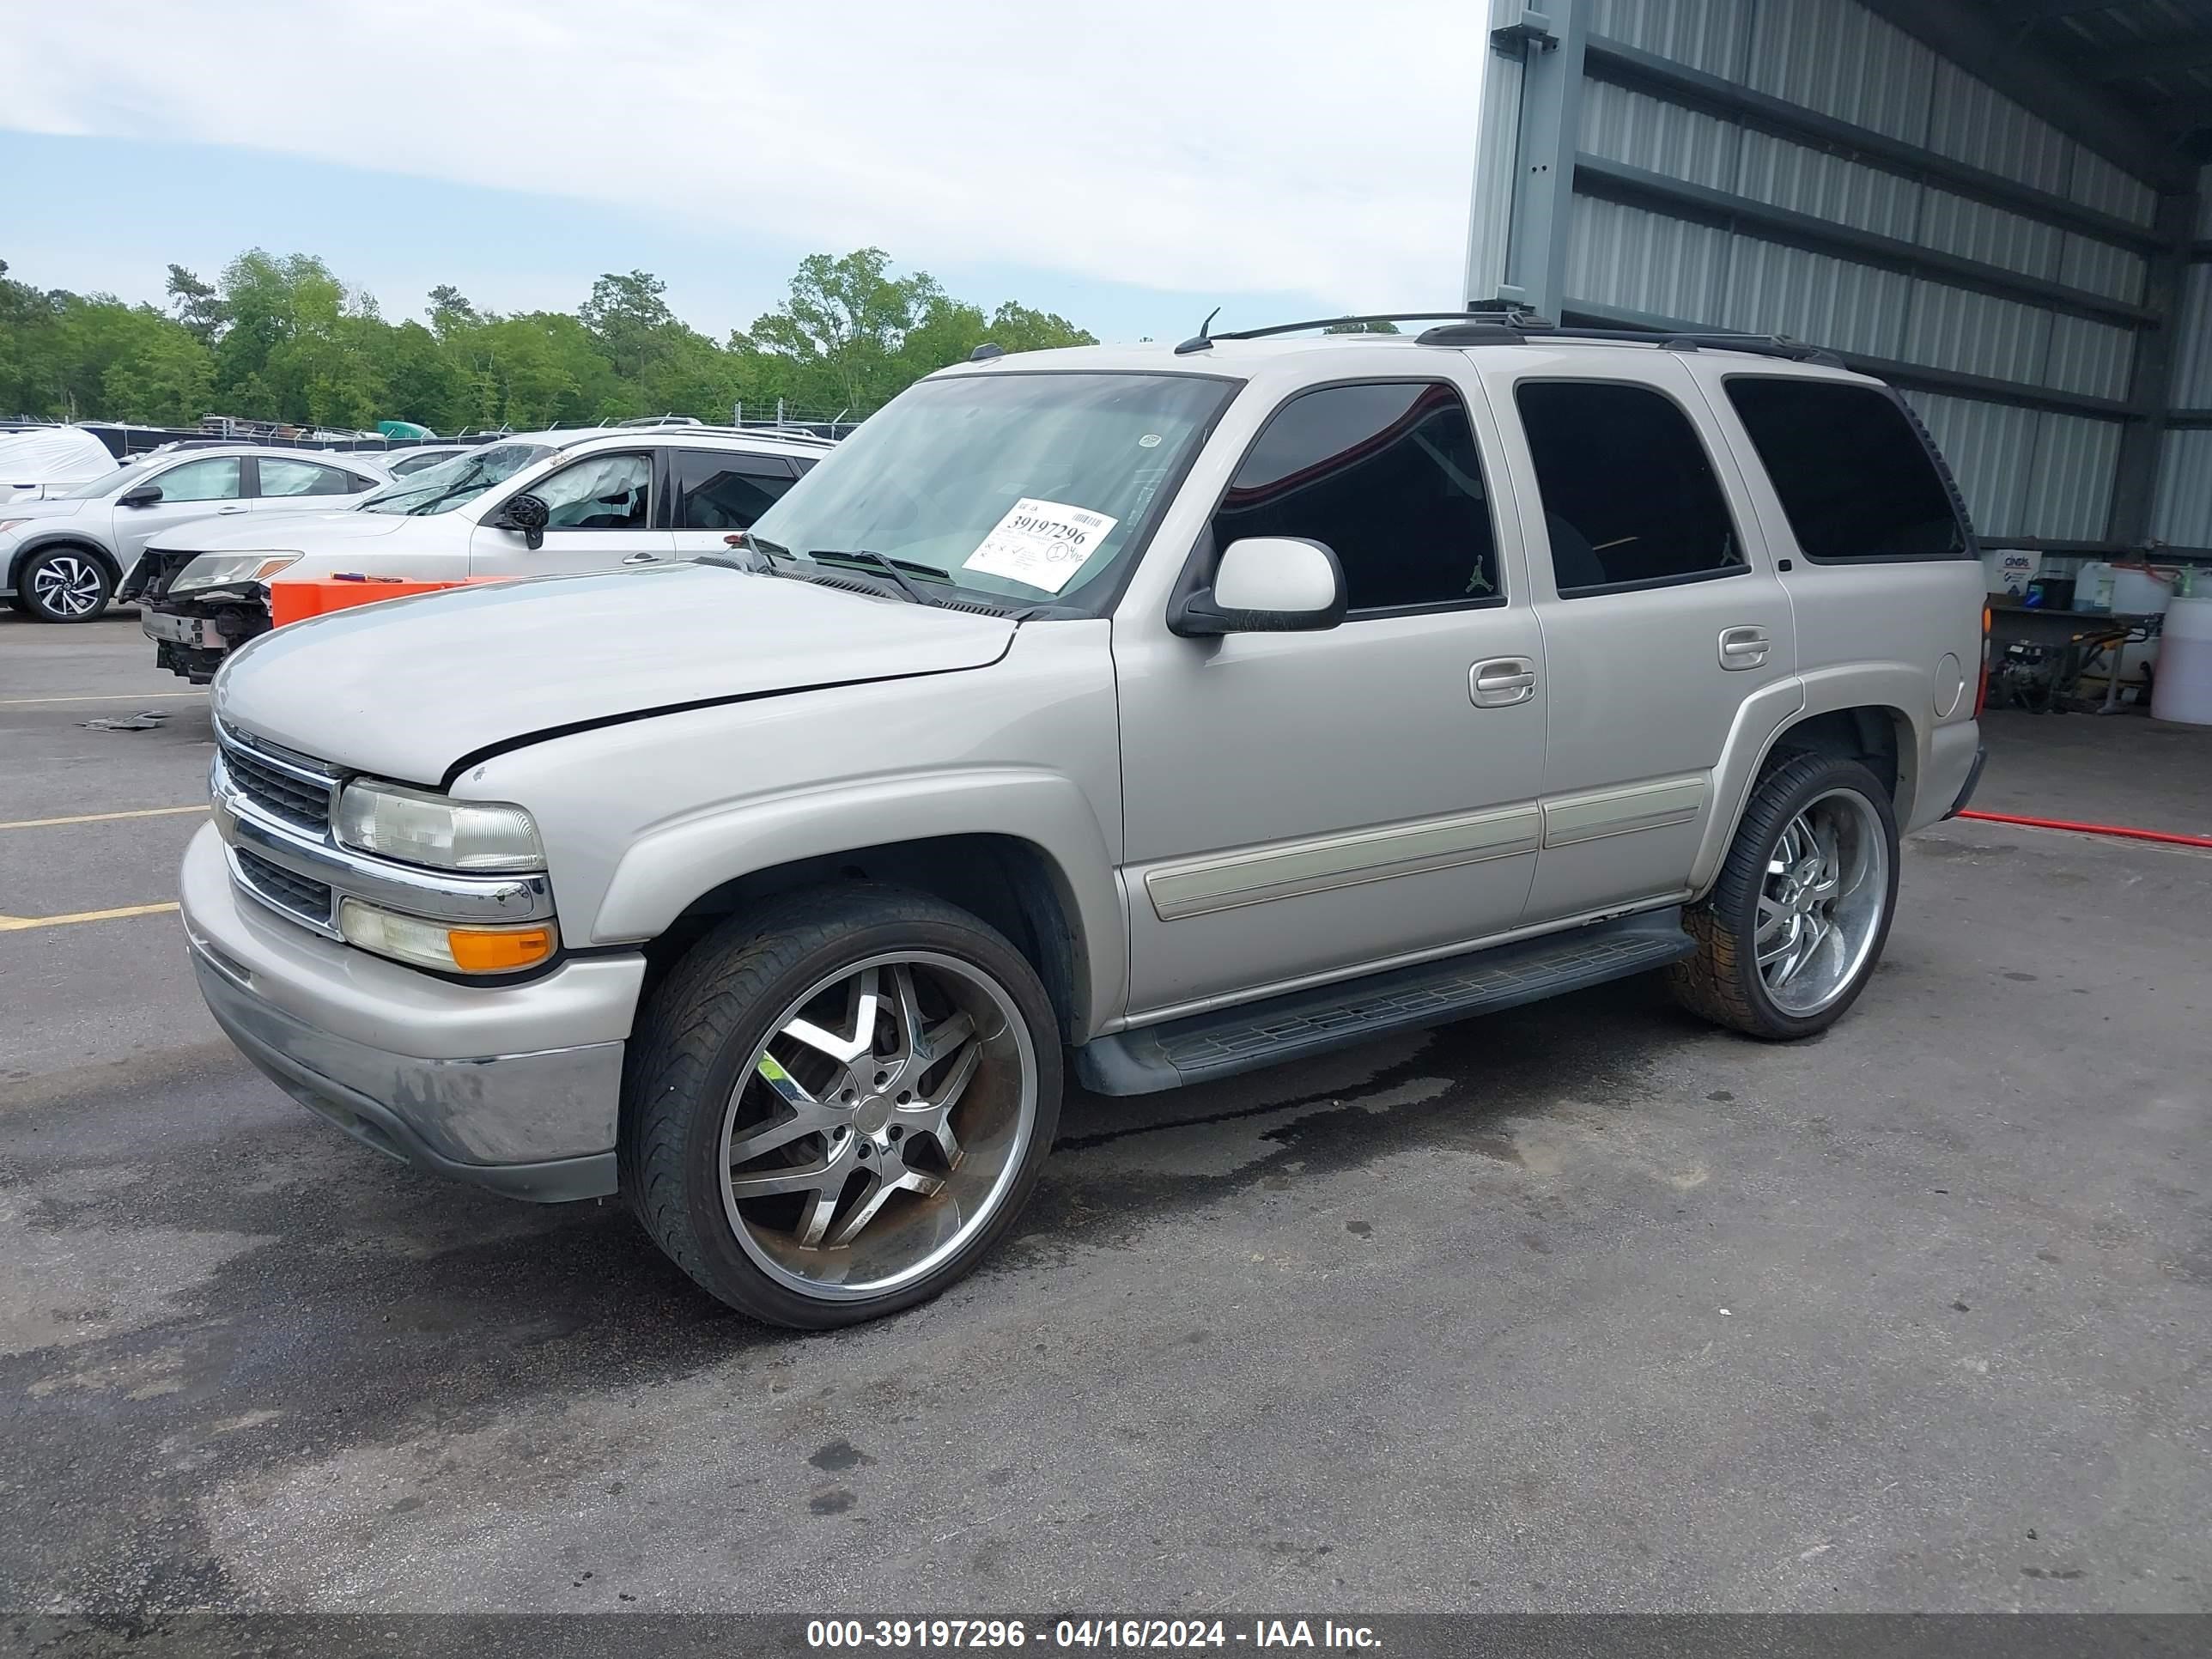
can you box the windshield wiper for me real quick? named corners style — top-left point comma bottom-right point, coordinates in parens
top-left (394, 477), bottom-right (486, 515)
top-left (806, 549), bottom-right (945, 607)
top-left (697, 531), bottom-right (788, 574)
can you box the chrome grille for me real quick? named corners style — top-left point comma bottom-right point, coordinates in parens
top-left (218, 733), bottom-right (336, 834)
top-left (234, 847), bottom-right (335, 927)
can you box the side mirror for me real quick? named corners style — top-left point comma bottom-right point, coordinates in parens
top-left (118, 483), bottom-right (163, 508)
top-left (1170, 537), bottom-right (1347, 637)
top-left (499, 491), bottom-right (550, 551)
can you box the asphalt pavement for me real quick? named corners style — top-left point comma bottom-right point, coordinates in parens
top-left (1, 610), bottom-right (2207, 1619)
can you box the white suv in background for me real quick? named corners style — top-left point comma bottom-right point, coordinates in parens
top-left (2, 445), bottom-right (392, 623)
top-left (127, 426), bottom-right (833, 681)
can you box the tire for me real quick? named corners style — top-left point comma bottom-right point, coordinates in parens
top-left (1667, 752), bottom-right (1899, 1040)
top-left (17, 546), bottom-right (114, 623)
top-left (621, 884), bottom-right (1062, 1328)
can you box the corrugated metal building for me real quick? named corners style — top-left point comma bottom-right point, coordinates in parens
top-left (1466, 0), bottom-right (2212, 566)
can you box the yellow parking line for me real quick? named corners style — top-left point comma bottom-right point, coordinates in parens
top-left (0, 690), bottom-right (207, 706)
top-left (0, 902), bottom-right (181, 933)
top-left (0, 805), bottom-right (208, 831)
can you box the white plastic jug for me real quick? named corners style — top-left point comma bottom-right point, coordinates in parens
top-left (2150, 595), bottom-right (2212, 726)
top-left (2110, 564), bottom-right (2175, 617)
top-left (2075, 561), bottom-right (2115, 612)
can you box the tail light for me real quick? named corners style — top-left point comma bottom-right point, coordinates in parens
top-left (1974, 603), bottom-right (1991, 719)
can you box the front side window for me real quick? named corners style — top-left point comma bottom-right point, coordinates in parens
top-left (745, 371), bottom-right (1233, 611)
top-left (529, 452), bottom-right (651, 530)
top-left (1209, 381), bottom-right (1500, 614)
top-left (1725, 379), bottom-right (1967, 562)
top-left (1515, 381), bottom-right (1743, 595)
top-left (148, 457), bottom-right (242, 503)
top-left (258, 459), bottom-right (358, 498)
top-left (359, 442), bottom-right (555, 516)
top-left (672, 451), bottom-right (793, 530)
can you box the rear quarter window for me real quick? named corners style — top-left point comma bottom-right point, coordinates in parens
top-left (1725, 378), bottom-right (1969, 562)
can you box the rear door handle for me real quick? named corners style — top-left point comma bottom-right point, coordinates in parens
top-left (1718, 626), bottom-right (1771, 671)
top-left (216, 506), bottom-right (248, 515)
top-left (1471, 656), bottom-right (1537, 708)
top-left (622, 551), bottom-right (660, 566)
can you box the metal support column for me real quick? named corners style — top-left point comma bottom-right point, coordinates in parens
top-left (2109, 186), bottom-right (2202, 546)
top-left (1466, 2), bottom-right (1586, 319)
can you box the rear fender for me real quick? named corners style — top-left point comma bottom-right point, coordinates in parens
top-left (1691, 665), bottom-right (1931, 890)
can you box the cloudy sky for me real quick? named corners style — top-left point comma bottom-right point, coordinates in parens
top-left (0, 1), bottom-right (1487, 343)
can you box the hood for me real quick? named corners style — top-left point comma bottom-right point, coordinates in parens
top-left (145, 509), bottom-right (407, 554)
top-left (213, 562), bottom-right (1016, 786)
top-left (0, 495), bottom-right (90, 524)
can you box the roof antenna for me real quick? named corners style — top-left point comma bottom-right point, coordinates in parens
top-left (1174, 306), bottom-right (1222, 356)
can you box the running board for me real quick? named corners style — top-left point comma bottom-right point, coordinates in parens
top-left (1076, 908), bottom-right (1695, 1097)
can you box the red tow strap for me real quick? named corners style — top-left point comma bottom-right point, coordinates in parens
top-left (1954, 809), bottom-right (2212, 849)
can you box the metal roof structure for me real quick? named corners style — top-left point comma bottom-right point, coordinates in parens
top-left (1465, 0), bottom-right (2212, 559)
top-left (1990, 0), bottom-right (2212, 157)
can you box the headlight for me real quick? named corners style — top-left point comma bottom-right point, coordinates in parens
top-left (337, 898), bottom-right (557, 975)
top-left (169, 552), bottom-right (301, 594)
top-left (334, 780), bottom-right (544, 872)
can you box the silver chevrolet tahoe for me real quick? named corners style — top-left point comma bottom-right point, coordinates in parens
top-left (180, 315), bottom-right (1989, 1328)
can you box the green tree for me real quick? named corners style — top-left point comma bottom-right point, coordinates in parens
top-left (101, 319), bottom-right (215, 426)
top-left (0, 246), bottom-right (1097, 431)
top-left (738, 248), bottom-right (939, 412)
top-left (0, 259), bottom-right (70, 416)
top-left (738, 249), bottom-right (1093, 416)
top-left (164, 264), bottom-right (228, 343)
top-left (426, 283), bottom-right (483, 335)
top-left (580, 270), bottom-right (681, 384)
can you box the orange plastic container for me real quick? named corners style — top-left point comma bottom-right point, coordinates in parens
top-left (268, 576), bottom-right (501, 628)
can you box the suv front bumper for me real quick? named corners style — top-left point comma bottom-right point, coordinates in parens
top-left (179, 823), bottom-right (642, 1201)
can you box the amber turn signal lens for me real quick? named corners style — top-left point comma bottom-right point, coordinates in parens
top-left (447, 924), bottom-right (557, 973)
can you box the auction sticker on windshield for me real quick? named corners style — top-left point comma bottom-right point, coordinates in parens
top-left (962, 498), bottom-right (1119, 593)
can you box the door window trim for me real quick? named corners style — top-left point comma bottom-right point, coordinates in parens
top-left (507, 447), bottom-right (656, 532)
top-left (147, 453), bottom-right (245, 504)
top-left (1180, 375), bottom-right (1510, 625)
top-left (246, 455), bottom-right (358, 501)
top-left (1508, 374), bottom-right (1756, 600)
top-left (659, 446), bottom-right (801, 532)
top-left (1717, 373), bottom-right (1977, 565)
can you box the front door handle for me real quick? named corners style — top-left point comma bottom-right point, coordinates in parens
top-left (1471, 656), bottom-right (1537, 708)
top-left (1718, 626), bottom-right (1771, 671)
top-left (216, 506), bottom-right (248, 515)
top-left (622, 551), bottom-right (660, 566)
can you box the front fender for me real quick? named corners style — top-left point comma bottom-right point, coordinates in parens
top-left (592, 766), bottom-right (1128, 1035)
top-left (7, 530), bottom-right (118, 588)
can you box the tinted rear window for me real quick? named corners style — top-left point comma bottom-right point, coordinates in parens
top-left (1515, 380), bottom-right (1743, 593)
top-left (1726, 379), bottom-right (1966, 562)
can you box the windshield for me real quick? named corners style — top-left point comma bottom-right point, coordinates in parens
top-left (53, 456), bottom-right (155, 500)
top-left (744, 372), bottom-right (1232, 611)
top-left (358, 442), bottom-right (554, 515)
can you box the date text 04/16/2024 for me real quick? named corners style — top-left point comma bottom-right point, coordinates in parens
top-left (805, 1620), bottom-right (1382, 1650)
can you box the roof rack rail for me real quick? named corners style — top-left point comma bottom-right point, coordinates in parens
top-left (1208, 307), bottom-right (1550, 343)
top-left (654, 422), bottom-right (842, 447)
top-left (1414, 317), bottom-right (1843, 366)
top-left (1166, 307), bottom-right (1844, 368)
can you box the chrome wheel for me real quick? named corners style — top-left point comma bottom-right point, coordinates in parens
top-left (28, 553), bottom-right (107, 619)
top-left (718, 951), bottom-right (1036, 1301)
top-left (1756, 787), bottom-right (1890, 1017)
